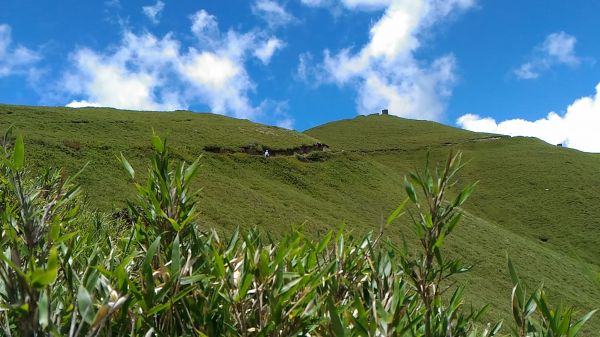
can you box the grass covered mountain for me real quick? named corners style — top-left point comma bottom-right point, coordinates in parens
top-left (1, 104), bottom-right (600, 333)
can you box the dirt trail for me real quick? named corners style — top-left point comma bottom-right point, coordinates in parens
top-left (203, 143), bottom-right (329, 157)
top-left (202, 135), bottom-right (506, 158)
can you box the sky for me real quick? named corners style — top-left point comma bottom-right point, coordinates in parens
top-left (1, 0), bottom-right (600, 151)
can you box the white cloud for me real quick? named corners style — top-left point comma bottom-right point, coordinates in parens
top-left (514, 32), bottom-right (582, 80)
top-left (300, 0), bottom-right (328, 6)
top-left (355, 55), bottom-right (456, 120)
top-left (340, 0), bottom-right (393, 10)
top-left (190, 10), bottom-right (219, 43)
top-left (314, 0), bottom-right (473, 120)
top-left (457, 83), bottom-right (600, 152)
top-left (142, 1), bottom-right (165, 24)
top-left (66, 100), bottom-right (102, 108)
top-left (254, 37), bottom-right (285, 64)
top-left (544, 32), bottom-right (579, 66)
top-left (63, 33), bottom-right (182, 111)
top-left (514, 62), bottom-right (539, 80)
top-left (276, 118), bottom-right (295, 129)
top-left (252, 0), bottom-right (297, 27)
top-left (0, 24), bottom-right (40, 78)
top-left (260, 99), bottom-right (295, 129)
top-left (180, 52), bottom-right (241, 89)
top-left (296, 52), bottom-right (313, 83)
top-left (61, 10), bottom-right (285, 121)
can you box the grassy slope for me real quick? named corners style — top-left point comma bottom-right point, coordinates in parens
top-left (307, 115), bottom-right (600, 333)
top-left (0, 105), bottom-right (320, 209)
top-left (2, 105), bottom-right (600, 333)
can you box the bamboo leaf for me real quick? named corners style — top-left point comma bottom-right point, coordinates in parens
top-left (30, 248), bottom-right (59, 288)
top-left (77, 285), bottom-right (95, 324)
top-left (143, 237), bottom-right (161, 304)
top-left (184, 157), bottom-right (201, 184)
top-left (118, 153), bottom-right (135, 179)
top-left (507, 256), bottom-right (524, 306)
top-left (327, 298), bottom-right (347, 337)
top-left (569, 309), bottom-right (597, 337)
top-left (170, 234), bottom-right (181, 278)
top-left (38, 291), bottom-right (49, 328)
top-left (404, 179), bottom-right (418, 203)
top-left (386, 198), bottom-right (409, 225)
top-left (13, 134), bottom-right (24, 169)
top-left (151, 133), bottom-right (164, 153)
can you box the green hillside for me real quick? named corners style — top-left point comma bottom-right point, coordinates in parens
top-left (1, 104), bottom-right (600, 333)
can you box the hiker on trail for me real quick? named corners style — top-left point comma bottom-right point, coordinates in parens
top-left (264, 150), bottom-right (270, 158)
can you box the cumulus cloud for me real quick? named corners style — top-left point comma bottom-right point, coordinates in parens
top-left (252, 0), bottom-right (297, 28)
top-left (63, 33), bottom-right (182, 111)
top-left (457, 83), bottom-right (600, 152)
top-left (142, 1), bottom-right (165, 24)
top-left (514, 32), bottom-right (582, 80)
top-left (254, 37), bottom-right (285, 64)
top-left (0, 24), bottom-right (40, 78)
top-left (62, 10), bottom-right (288, 124)
top-left (311, 0), bottom-right (473, 120)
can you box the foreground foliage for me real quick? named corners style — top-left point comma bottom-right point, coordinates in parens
top-left (0, 131), bottom-right (594, 336)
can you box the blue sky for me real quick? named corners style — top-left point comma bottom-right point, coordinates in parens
top-left (1, 0), bottom-right (600, 151)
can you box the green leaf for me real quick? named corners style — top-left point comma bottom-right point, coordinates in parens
top-left (446, 213), bottom-right (462, 235)
top-left (167, 217), bottom-right (181, 232)
top-left (235, 271), bottom-right (254, 302)
top-left (570, 309), bottom-right (597, 337)
top-left (77, 285), bottom-right (95, 324)
top-left (453, 182), bottom-right (478, 207)
top-left (386, 198), bottom-right (408, 225)
top-left (404, 179), bottom-right (418, 203)
top-left (535, 290), bottom-right (552, 321)
top-left (511, 286), bottom-right (523, 327)
top-left (488, 321), bottom-right (503, 336)
top-left (213, 247), bottom-right (226, 277)
top-left (30, 248), bottom-right (59, 288)
top-left (524, 296), bottom-right (537, 317)
top-left (425, 175), bottom-right (433, 194)
top-left (13, 134), bottom-right (24, 169)
top-left (143, 237), bottom-right (161, 304)
top-left (147, 302), bottom-right (171, 316)
top-left (0, 249), bottom-right (26, 278)
top-left (118, 153), bottom-right (135, 179)
top-left (180, 274), bottom-right (209, 285)
top-left (327, 298), bottom-right (346, 337)
top-left (151, 133), bottom-right (164, 153)
top-left (316, 230), bottom-right (333, 253)
top-left (280, 277), bottom-right (302, 295)
top-left (170, 234), bottom-right (181, 278)
top-left (433, 229), bottom-right (446, 250)
top-left (184, 157), bottom-right (201, 184)
top-left (507, 256), bottom-right (524, 306)
top-left (50, 223), bottom-right (61, 242)
top-left (38, 291), bottom-right (49, 328)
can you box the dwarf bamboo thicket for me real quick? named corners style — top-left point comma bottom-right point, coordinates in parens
top-left (0, 130), bottom-right (594, 336)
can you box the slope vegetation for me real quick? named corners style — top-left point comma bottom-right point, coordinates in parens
top-left (2, 105), bottom-right (599, 333)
